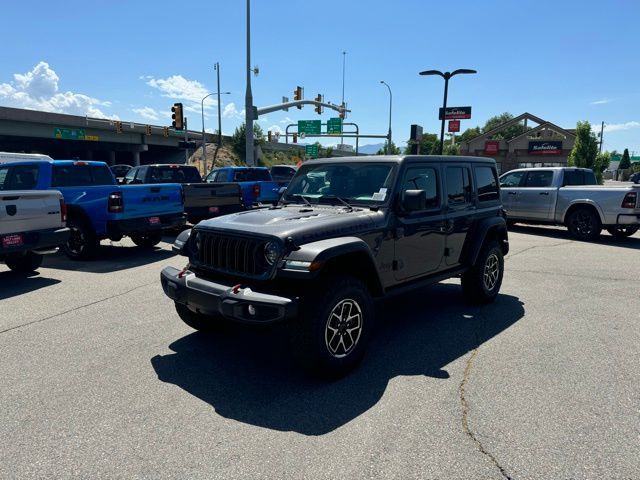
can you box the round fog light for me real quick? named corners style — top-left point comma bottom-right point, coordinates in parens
top-left (248, 305), bottom-right (256, 316)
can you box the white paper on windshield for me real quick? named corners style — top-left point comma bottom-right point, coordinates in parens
top-left (372, 188), bottom-right (387, 201)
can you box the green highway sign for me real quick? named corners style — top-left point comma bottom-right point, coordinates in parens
top-left (298, 120), bottom-right (321, 135)
top-left (327, 117), bottom-right (342, 135)
top-left (305, 144), bottom-right (319, 158)
top-left (54, 128), bottom-right (86, 140)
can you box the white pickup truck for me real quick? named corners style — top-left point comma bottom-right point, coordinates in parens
top-left (499, 167), bottom-right (640, 240)
top-left (1, 181), bottom-right (70, 272)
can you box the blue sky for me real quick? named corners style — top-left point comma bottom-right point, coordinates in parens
top-left (1, 0), bottom-right (639, 153)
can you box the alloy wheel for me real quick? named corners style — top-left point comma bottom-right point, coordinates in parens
top-left (325, 299), bottom-right (363, 358)
top-left (483, 253), bottom-right (500, 291)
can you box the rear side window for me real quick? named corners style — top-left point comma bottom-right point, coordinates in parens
top-left (475, 166), bottom-right (499, 202)
top-left (500, 171), bottom-right (525, 187)
top-left (271, 166), bottom-right (296, 181)
top-left (402, 166), bottom-right (439, 208)
top-left (233, 169), bottom-right (271, 182)
top-left (563, 170), bottom-right (597, 186)
top-left (446, 166), bottom-right (472, 205)
top-left (0, 165), bottom-right (39, 190)
top-left (149, 166), bottom-right (202, 183)
top-left (52, 165), bottom-right (93, 187)
top-left (523, 170), bottom-right (553, 187)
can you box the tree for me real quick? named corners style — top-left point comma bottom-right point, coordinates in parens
top-left (594, 151), bottom-right (611, 184)
top-left (231, 122), bottom-right (265, 160)
top-left (482, 112), bottom-right (529, 141)
top-left (568, 121), bottom-right (598, 170)
top-left (458, 126), bottom-right (481, 142)
top-left (376, 140), bottom-right (401, 155)
top-left (403, 132), bottom-right (440, 155)
top-left (619, 148), bottom-right (632, 170)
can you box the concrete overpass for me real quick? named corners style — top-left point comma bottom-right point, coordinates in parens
top-left (0, 106), bottom-right (210, 166)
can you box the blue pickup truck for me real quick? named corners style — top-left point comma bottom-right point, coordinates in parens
top-left (0, 160), bottom-right (185, 259)
top-left (204, 166), bottom-right (281, 209)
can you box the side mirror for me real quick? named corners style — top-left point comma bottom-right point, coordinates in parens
top-left (172, 228), bottom-right (192, 256)
top-left (401, 190), bottom-right (426, 212)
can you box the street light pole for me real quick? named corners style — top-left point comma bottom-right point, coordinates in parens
top-left (380, 81), bottom-right (392, 154)
top-left (419, 68), bottom-right (477, 155)
top-left (201, 90), bottom-right (231, 171)
top-left (341, 51), bottom-right (346, 147)
top-left (245, 0), bottom-right (254, 166)
top-left (215, 62), bottom-right (222, 151)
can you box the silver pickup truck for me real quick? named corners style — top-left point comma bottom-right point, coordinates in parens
top-left (499, 167), bottom-right (640, 240)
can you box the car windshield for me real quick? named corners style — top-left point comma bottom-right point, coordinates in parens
top-left (149, 166), bottom-right (202, 183)
top-left (284, 162), bottom-right (396, 205)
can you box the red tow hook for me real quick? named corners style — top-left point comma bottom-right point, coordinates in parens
top-left (232, 284), bottom-right (242, 294)
top-left (178, 265), bottom-right (190, 279)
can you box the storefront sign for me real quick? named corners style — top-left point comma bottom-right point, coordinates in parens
top-left (439, 106), bottom-right (472, 120)
top-left (484, 140), bottom-right (500, 155)
top-left (528, 141), bottom-right (562, 155)
top-left (448, 120), bottom-right (460, 132)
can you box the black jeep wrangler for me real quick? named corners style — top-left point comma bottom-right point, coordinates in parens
top-left (161, 155), bottom-right (508, 377)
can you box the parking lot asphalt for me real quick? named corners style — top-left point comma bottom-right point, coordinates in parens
top-left (1, 227), bottom-right (639, 479)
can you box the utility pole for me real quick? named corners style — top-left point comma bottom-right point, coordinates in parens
top-left (340, 51), bottom-right (346, 147)
top-left (380, 81), bottom-right (392, 154)
top-left (184, 117), bottom-right (189, 163)
top-left (244, 0), bottom-right (254, 166)
top-left (216, 62), bottom-right (222, 154)
top-left (599, 121), bottom-right (605, 154)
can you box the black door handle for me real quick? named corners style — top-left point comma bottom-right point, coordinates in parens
top-left (508, 191), bottom-right (517, 195)
top-left (539, 192), bottom-right (549, 196)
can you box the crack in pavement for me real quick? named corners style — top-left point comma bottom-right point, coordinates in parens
top-left (459, 310), bottom-right (514, 480)
top-left (0, 281), bottom-right (156, 335)
top-left (507, 240), bottom-right (574, 258)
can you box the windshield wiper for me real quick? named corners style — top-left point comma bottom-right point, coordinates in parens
top-left (320, 195), bottom-right (354, 211)
top-left (289, 194), bottom-right (312, 207)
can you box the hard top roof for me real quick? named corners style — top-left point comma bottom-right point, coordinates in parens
top-left (304, 154), bottom-right (497, 165)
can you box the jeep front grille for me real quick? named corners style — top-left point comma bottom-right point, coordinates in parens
top-left (197, 231), bottom-right (268, 276)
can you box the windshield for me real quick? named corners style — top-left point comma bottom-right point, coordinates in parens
top-left (149, 166), bottom-right (202, 183)
top-left (284, 162), bottom-right (396, 205)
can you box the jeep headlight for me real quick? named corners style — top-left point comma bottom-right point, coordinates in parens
top-left (264, 241), bottom-right (281, 265)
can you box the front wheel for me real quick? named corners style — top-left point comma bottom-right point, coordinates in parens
top-left (461, 241), bottom-right (504, 305)
top-left (291, 275), bottom-right (374, 379)
top-left (130, 232), bottom-right (163, 248)
top-left (5, 251), bottom-right (43, 273)
top-left (606, 226), bottom-right (639, 238)
top-left (566, 208), bottom-right (601, 241)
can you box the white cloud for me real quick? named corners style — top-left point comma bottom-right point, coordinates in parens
top-left (602, 121), bottom-right (640, 132)
top-left (258, 116), bottom-right (269, 123)
top-left (0, 61), bottom-right (114, 118)
top-left (223, 102), bottom-right (244, 119)
top-left (280, 116), bottom-right (293, 124)
top-left (145, 74), bottom-right (210, 104)
top-left (268, 125), bottom-right (284, 134)
top-left (590, 98), bottom-right (611, 105)
top-left (132, 106), bottom-right (160, 121)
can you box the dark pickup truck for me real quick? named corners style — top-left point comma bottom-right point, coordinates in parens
top-left (161, 155), bottom-right (509, 377)
top-left (125, 164), bottom-right (244, 224)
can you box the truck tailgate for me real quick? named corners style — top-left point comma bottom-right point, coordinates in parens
top-left (119, 184), bottom-right (184, 218)
top-left (183, 183), bottom-right (242, 209)
top-left (0, 190), bottom-right (64, 235)
top-left (257, 181), bottom-right (282, 203)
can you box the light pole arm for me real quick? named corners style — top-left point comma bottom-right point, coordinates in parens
top-left (256, 100), bottom-right (350, 117)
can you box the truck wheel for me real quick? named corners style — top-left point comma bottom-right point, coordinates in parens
top-left (5, 251), bottom-right (43, 273)
top-left (291, 275), bottom-right (374, 379)
top-left (63, 218), bottom-right (98, 260)
top-left (606, 226), bottom-right (639, 238)
top-left (461, 241), bottom-right (504, 305)
top-left (130, 232), bottom-right (163, 248)
top-left (566, 208), bottom-right (601, 241)
top-left (174, 302), bottom-right (231, 332)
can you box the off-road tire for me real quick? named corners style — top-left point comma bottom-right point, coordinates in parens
top-left (62, 217), bottom-right (99, 260)
top-left (606, 226), bottom-right (639, 238)
top-left (566, 208), bottom-right (602, 241)
top-left (290, 275), bottom-right (374, 379)
top-left (5, 251), bottom-right (43, 273)
top-left (174, 302), bottom-right (231, 332)
top-left (461, 240), bottom-right (504, 305)
top-left (131, 232), bottom-right (163, 248)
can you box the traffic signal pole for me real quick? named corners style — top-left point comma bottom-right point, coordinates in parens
top-left (256, 99), bottom-right (348, 117)
top-left (244, 0), bottom-right (255, 166)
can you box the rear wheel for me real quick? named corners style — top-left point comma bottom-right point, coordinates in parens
top-left (290, 275), bottom-right (374, 379)
top-left (606, 225), bottom-right (639, 238)
top-left (5, 251), bottom-right (43, 273)
top-left (62, 218), bottom-right (98, 260)
top-left (174, 302), bottom-right (231, 332)
top-left (461, 241), bottom-right (504, 305)
top-left (566, 208), bottom-right (602, 241)
top-left (131, 232), bottom-right (163, 248)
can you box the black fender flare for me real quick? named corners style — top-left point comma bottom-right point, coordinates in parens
top-left (283, 237), bottom-right (384, 296)
top-left (461, 217), bottom-right (509, 266)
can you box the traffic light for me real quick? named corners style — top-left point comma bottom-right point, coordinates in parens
top-left (339, 102), bottom-right (347, 120)
top-left (292, 133), bottom-right (298, 144)
top-left (314, 94), bottom-right (323, 114)
top-left (163, 127), bottom-right (169, 137)
top-left (268, 130), bottom-right (272, 142)
top-left (145, 125), bottom-right (151, 136)
top-left (115, 121), bottom-right (123, 133)
top-left (294, 86), bottom-right (303, 109)
top-left (171, 102), bottom-right (184, 130)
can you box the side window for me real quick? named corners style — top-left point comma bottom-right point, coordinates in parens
top-left (0, 168), bottom-right (8, 189)
top-left (91, 165), bottom-right (115, 185)
top-left (475, 166), bottom-right (499, 202)
top-left (446, 166), bottom-right (472, 206)
top-left (124, 169), bottom-right (137, 184)
top-left (0, 165), bottom-right (39, 190)
top-left (523, 170), bottom-right (553, 187)
top-left (402, 166), bottom-right (439, 209)
top-left (52, 166), bottom-right (93, 187)
top-left (135, 167), bottom-right (148, 182)
top-left (500, 171), bottom-right (525, 188)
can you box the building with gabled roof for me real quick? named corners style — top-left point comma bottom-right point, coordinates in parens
top-left (459, 112), bottom-right (576, 174)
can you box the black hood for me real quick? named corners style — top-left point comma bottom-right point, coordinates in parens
top-left (195, 205), bottom-right (383, 244)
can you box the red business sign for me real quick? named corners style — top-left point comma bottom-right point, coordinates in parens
top-left (528, 141), bottom-right (562, 155)
top-left (448, 120), bottom-right (460, 133)
top-left (484, 140), bottom-right (500, 155)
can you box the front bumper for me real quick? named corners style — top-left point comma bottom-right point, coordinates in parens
top-left (160, 266), bottom-right (298, 324)
top-left (0, 227), bottom-right (70, 256)
top-left (107, 213), bottom-right (186, 236)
